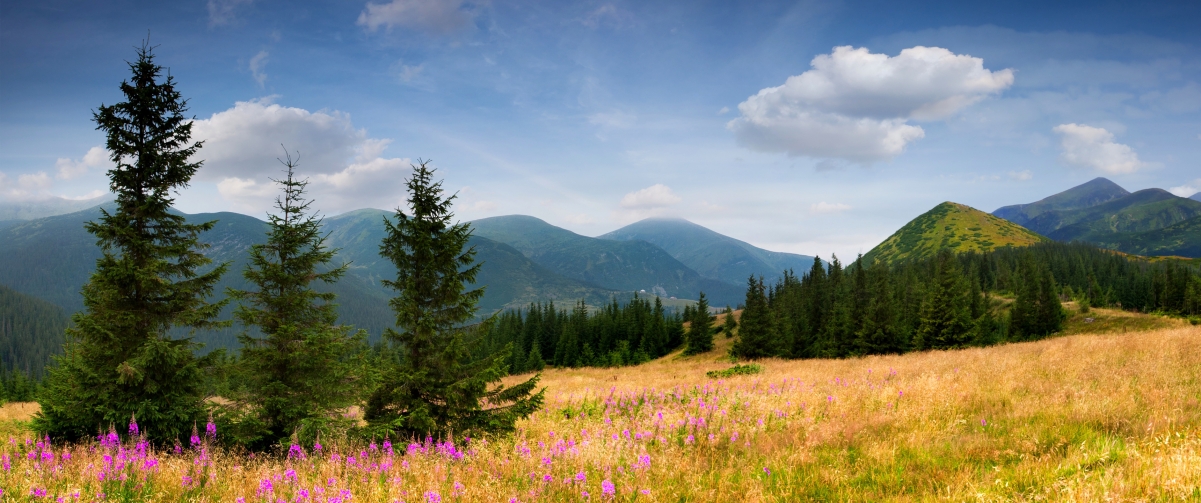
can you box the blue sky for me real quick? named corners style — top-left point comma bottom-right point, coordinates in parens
top-left (2, 0), bottom-right (1200, 259)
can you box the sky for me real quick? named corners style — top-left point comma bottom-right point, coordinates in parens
top-left (2, 0), bottom-right (1201, 260)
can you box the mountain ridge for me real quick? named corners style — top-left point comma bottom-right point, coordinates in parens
top-left (864, 202), bottom-right (1048, 264)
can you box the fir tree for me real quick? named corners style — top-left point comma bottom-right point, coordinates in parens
top-left (721, 305), bottom-right (738, 339)
top-left (224, 151), bottom-right (367, 449)
top-left (683, 292), bottom-right (713, 355)
top-left (35, 43), bottom-right (228, 443)
top-left (914, 250), bottom-right (973, 350)
top-left (731, 277), bottom-right (778, 359)
top-left (856, 260), bottom-right (899, 355)
top-left (364, 161), bottom-right (543, 439)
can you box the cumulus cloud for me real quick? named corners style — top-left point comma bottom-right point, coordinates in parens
top-left (729, 46), bottom-right (1013, 163)
top-left (0, 171), bottom-right (53, 201)
top-left (620, 184), bottom-right (680, 210)
top-left (55, 146), bottom-right (110, 180)
top-left (208, 0), bottom-right (253, 26)
top-left (249, 51), bottom-right (269, 87)
top-left (191, 98), bottom-right (413, 214)
top-left (1168, 179), bottom-right (1201, 198)
top-left (1053, 123), bottom-right (1145, 175)
top-left (358, 0), bottom-right (477, 34)
top-left (809, 201), bottom-right (851, 214)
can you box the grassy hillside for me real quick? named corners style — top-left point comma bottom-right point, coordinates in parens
top-left (599, 217), bottom-right (818, 286)
top-left (3, 318), bottom-right (1201, 500)
top-left (992, 176), bottom-right (1129, 225)
top-left (863, 201), bottom-right (1048, 264)
top-left (472, 215), bottom-right (744, 306)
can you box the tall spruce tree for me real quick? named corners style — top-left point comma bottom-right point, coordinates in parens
top-left (364, 161), bottom-right (543, 439)
top-left (914, 250), bottom-right (973, 350)
top-left (35, 43), bottom-right (228, 443)
top-left (224, 151), bottom-right (367, 449)
top-left (683, 292), bottom-right (713, 355)
top-left (731, 277), bottom-right (777, 359)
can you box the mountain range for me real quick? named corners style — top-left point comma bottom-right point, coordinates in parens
top-left (0, 203), bottom-right (817, 351)
top-left (862, 202), bottom-right (1047, 264)
top-left (991, 177), bottom-right (1201, 258)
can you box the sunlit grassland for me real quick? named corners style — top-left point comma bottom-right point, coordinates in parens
top-left (3, 310), bottom-right (1200, 501)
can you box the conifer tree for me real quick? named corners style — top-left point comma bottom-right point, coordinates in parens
top-left (364, 161), bottom-right (543, 439)
top-left (914, 250), bottom-right (973, 350)
top-left (731, 277), bottom-right (778, 359)
top-left (35, 43), bottom-right (228, 443)
top-left (224, 151), bottom-right (367, 449)
top-left (683, 292), bottom-right (713, 355)
top-left (721, 305), bottom-right (737, 338)
top-left (856, 260), bottom-right (899, 355)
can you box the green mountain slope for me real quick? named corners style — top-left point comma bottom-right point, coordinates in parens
top-left (470, 215), bottom-right (743, 306)
top-left (0, 284), bottom-right (68, 378)
top-left (1090, 215), bottom-right (1201, 258)
top-left (864, 202), bottom-right (1048, 264)
top-left (992, 177), bottom-right (1129, 226)
top-left (598, 217), bottom-right (818, 286)
top-left (1038, 189), bottom-right (1201, 242)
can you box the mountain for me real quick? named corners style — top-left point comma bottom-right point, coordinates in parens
top-left (598, 217), bottom-right (819, 286)
top-left (470, 215), bottom-right (743, 306)
top-left (0, 284), bottom-right (68, 378)
top-left (0, 205), bottom-right (622, 351)
top-left (0, 195), bottom-right (111, 221)
top-left (992, 179), bottom-right (1201, 257)
top-left (321, 210), bottom-right (621, 313)
top-left (992, 177), bottom-right (1129, 226)
top-left (1089, 216), bottom-right (1201, 258)
top-left (864, 202), bottom-right (1048, 264)
top-left (1033, 189), bottom-right (1201, 242)
top-left (1191, 193), bottom-right (1201, 203)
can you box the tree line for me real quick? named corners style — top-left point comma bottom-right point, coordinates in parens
top-left (729, 244), bottom-right (1201, 360)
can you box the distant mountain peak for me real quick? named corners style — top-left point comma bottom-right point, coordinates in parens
top-left (993, 177), bottom-right (1130, 226)
top-left (865, 201), bottom-right (1047, 264)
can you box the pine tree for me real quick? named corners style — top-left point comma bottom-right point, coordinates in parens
top-left (856, 260), bottom-right (899, 355)
top-left (721, 305), bottom-right (738, 339)
top-left (35, 43), bottom-right (228, 443)
top-left (914, 250), bottom-right (973, 350)
top-left (683, 292), bottom-right (713, 355)
top-left (731, 277), bottom-right (778, 359)
top-left (224, 151), bottom-right (367, 449)
top-left (364, 161), bottom-right (543, 439)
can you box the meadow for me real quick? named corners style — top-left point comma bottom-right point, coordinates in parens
top-left (2, 307), bottom-right (1200, 502)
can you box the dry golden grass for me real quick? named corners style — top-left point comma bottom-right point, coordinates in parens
top-left (4, 319), bottom-right (1201, 501)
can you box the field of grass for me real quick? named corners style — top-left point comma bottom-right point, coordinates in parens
top-left (3, 316), bottom-right (1201, 501)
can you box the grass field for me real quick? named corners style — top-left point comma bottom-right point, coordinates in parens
top-left (2, 309), bottom-right (1200, 501)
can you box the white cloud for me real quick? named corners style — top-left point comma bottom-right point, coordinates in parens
top-left (1169, 179), bottom-right (1201, 198)
top-left (1052, 123), bottom-right (1145, 175)
top-left (1008, 170), bottom-right (1033, 181)
top-left (0, 171), bottom-right (53, 201)
top-left (249, 51), bottom-right (269, 87)
top-left (192, 98), bottom-right (413, 214)
top-left (397, 63), bottom-right (424, 83)
top-left (620, 184), bottom-right (680, 209)
top-left (208, 0), bottom-right (253, 26)
top-left (358, 0), bottom-right (476, 34)
top-left (729, 45), bottom-right (1013, 163)
top-left (717, 107), bottom-right (729, 115)
top-left (55, 146), bottom-right (110, 180)
top-left (809, 201), bottom-right (851, 214)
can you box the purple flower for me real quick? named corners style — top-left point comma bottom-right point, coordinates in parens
top-left (763, 467), bottom-right (771, 475)
top-left (129, 416), bottom-right (139, 436)
top-left (205, 420), bottom-right (216, 438)
top-left (601, 479), bottom-right (615, 497)
top-left (575, 471), bottom-right (586, 482)
top-left (424, 491), bottom-right (442, 503)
